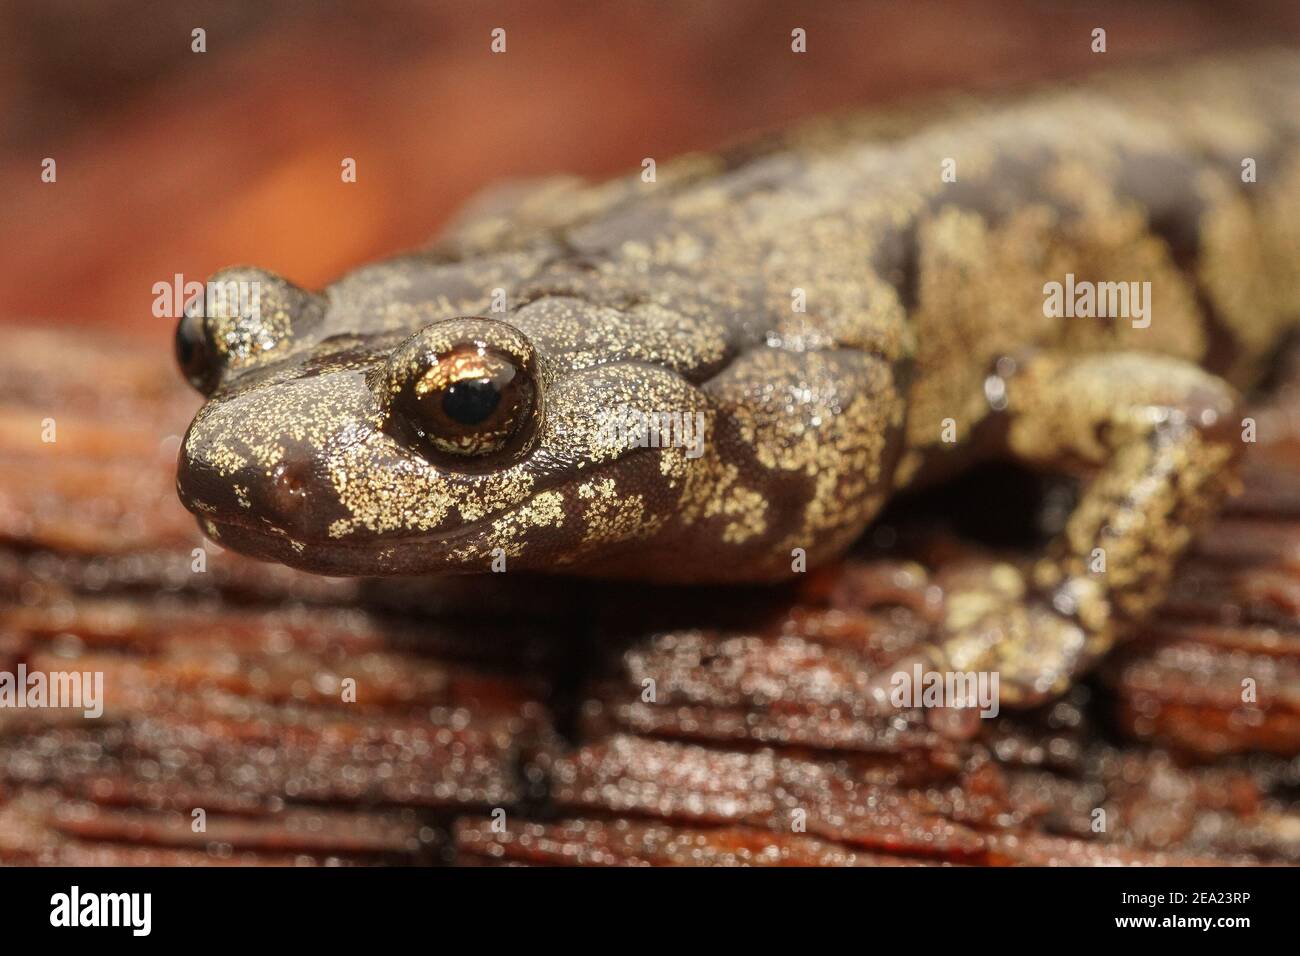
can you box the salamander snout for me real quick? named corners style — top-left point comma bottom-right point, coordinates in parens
top-left (175, 430), bottom-right (343, 545)
top-left (175, 362), bottom-right (374, 556)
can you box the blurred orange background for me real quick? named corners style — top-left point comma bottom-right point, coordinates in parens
top-left (2, 0), bottom-right (1297, 344)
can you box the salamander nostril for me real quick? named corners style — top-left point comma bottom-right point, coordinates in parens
top-left (270, 460), bottom-right (312, 515)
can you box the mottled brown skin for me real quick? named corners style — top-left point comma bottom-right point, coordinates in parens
top-left (176, 52), bottom-right (1300, 706)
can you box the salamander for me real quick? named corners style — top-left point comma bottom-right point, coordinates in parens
top-left (175, 52), bottom-right (1300, 706)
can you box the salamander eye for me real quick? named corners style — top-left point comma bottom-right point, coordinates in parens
top-left (175, 298), bottom-right (220, 396)
top-left (382, 318), bottom-right (541, 465)
top-left (395, 345), bottom-right (533, 456)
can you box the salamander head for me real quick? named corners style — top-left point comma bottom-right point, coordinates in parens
top-left (174, 266), bottom-right (731, 578)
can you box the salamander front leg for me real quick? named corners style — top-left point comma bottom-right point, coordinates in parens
top-left (937, 351), bottom-right (1243, 709)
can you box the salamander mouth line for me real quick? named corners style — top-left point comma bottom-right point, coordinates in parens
top-left (194, 438), bottom-right (671, 554)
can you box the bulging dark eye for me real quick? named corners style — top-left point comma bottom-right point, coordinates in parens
top-left (395, 345), bottom-right (533, 456)
top-left (175, 300), bottom-right (220, 395)
top-left (383, 319), bottom-right (541, 464)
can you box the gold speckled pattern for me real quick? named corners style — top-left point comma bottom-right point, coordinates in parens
top-left (177, 52), bottom-right (1298, 612)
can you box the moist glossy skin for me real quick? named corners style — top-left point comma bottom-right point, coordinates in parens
top-left (176, 52), bottom-right (1300, 706)
top-left (177, 54), bottom-right (1299, 592)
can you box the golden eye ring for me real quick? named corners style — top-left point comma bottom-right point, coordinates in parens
top-left (381, 318), bottom-right (541, 466)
